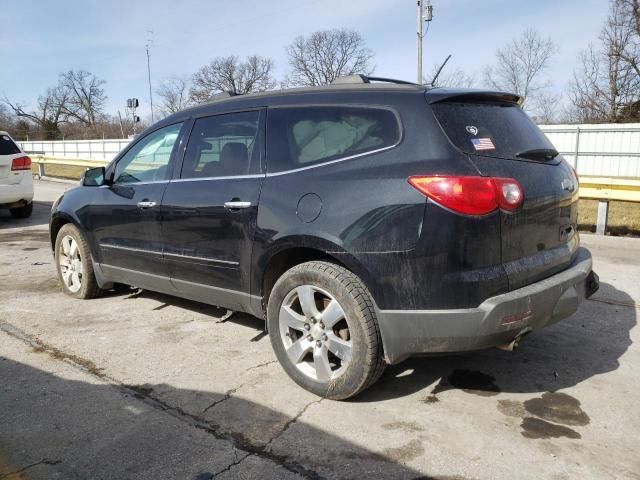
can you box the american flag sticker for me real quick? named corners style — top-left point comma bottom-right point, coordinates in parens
top-left (471, 138), bottom-right (495, 151)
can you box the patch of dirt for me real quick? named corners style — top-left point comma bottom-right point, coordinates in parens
top-left (0, 230), bottom-right (49, 244)
top-left (497, 392), bottom-right (589, 440)
top-left (382, 439), bottom-right (425, 463)
top-left (32, 343), bottom-right (103, 377)
top-left (382, 421), bottom-right (424, 433)
top-left (520, 417), bottom-right (581, 440)
top-left (523, 392), bottom-right (590, 427)
top-left (497, 399), bottom-right (527, 418)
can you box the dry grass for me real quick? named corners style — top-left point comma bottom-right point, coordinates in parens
top-left (578, 199), bottom-right (640, 236)
top-left (33, 163), bottom-right (87, 180)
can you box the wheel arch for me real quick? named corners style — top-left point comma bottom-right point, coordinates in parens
top-left (49, 212), bottom-right (77, 252)
top-left (256, 237), bottom-right (377, 316)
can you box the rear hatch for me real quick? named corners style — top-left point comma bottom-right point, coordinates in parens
top-left (0, 133), bottom-right (24, 185)
top-left (430, 95), bottom-right (579, 290)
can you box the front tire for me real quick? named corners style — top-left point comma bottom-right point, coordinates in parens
top-left (267, 261), bottom-right (386, 400)
top-left (10, 202), bottom-right (33, 218)
top-left (55, 223), bottom-right (103, 299)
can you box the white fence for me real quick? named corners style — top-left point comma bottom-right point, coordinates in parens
top-left (19, 123), bottom-right (640, 178)
top-left (19, 139), bottom-right (131, 161)
top-left (539, 123), bottom-right (640, 178)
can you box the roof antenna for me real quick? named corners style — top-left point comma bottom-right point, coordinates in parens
top-left (429, 54), bottom-right (452, 87)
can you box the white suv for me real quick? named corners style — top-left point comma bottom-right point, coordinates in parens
top-left (0, 131), bottom-right (33, 218)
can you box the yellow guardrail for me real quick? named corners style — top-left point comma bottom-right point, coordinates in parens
top-left (31, 155), bottom-right (640, 202)
top-left (578, 176), bottom-right (640, 203)
top-left (31, 155), bottom-right (106, 175)
top-left (31, 155), bottom-right (168, 176)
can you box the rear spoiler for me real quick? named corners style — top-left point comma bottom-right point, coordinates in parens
top-left (425, 88), bottom-right (523, 107)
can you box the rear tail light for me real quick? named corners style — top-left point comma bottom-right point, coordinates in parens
top-left (408, 175), bottom-right (523, 215)
top-left (11, 156), bottom-right (32, 171)
top-left (570, 164), bottom-right (579, 184)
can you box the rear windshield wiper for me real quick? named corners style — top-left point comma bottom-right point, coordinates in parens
top-left (515, 148), bottom-right (559, 161)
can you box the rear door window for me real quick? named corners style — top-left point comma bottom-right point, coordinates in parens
top-left (0, 135), bottom-right (21, 155)
top-left (431, 101), bottom-right (556, 160)
top-left (267, 106), bottom-right (400, 172)
top-left (181, 110), bottom-right (261, 178)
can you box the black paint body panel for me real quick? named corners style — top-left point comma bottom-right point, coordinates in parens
top-left (50, 84), bottom-right (582, 317)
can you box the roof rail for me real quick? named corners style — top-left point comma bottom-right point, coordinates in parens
top-left (211, 90), bottom-right (239, 100)
top-left (331, 75), bottom-right (416, 85)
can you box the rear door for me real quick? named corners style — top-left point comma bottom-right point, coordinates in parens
top-left (0, 133), bottom-right (25, 185)
top-left (161, 109), bottom-right (265, 310)
top-left (431, 99), bottom-right (580, 290)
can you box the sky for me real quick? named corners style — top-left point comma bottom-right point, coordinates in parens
top-left (0, 0), bottom-right (610, 120)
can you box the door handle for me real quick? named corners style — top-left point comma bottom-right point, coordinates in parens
top-left (224, 201), bottom-right (252, 210)
top-left (137, 201), bottom-right (157, 209)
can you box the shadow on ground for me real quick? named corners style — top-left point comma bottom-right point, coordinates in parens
top-left (354, 281), bottom-right (635, 402)
top-left (110, 281), bottom-right (635, 405)
top-left (0, 357), bottom-right (426, 480)
top-left (0, 201), bottom-right (52, 231)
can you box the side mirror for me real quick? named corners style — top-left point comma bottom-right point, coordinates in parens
top-left (82, 166), bottom-right (106, 187)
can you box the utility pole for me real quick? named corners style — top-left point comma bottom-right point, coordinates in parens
top-left (416, 0), bottom-right (433, 84)
top-left (146, 30), bottom-right (155, 123)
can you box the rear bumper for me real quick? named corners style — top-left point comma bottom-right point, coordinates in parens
top-left (377, 247), bottom-right (597, 364)
top-left (0, 175), bottom-right (34, 206)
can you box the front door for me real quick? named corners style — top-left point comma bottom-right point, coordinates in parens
top-left (84, 122), bottom-right (185, 288)
top-left (161, 110), bottom-right (265, 311)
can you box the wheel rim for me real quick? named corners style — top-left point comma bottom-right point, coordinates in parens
top-left (58, 235), bottom-right (83, 293)
top-left (279, 285), bottom-right (353, 382)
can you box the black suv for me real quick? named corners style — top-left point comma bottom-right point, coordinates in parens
top-left (50, 76), bottom-right (598, 399)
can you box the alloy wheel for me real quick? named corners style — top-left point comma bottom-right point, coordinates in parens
top-left (58, 235), bottom-right (83, 293)
top-left (279, 285), bottom-right (352, 382)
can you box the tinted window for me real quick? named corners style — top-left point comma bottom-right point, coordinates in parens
top-left (114, 123), bottom-right (183, 184)
top-left (267, 106), bottom-right (400, 172)
top-left (431, 101), bottom-right (555, 159)
top-left (181, 111), bottom-right (261, 179)
top-left (0, 134), bottom-right (20, 155)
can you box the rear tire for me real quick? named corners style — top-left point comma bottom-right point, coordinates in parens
top-left (55, 223), bottom-right (104, 299)
top-left (267, 261), bottom-right (386, 400)
top-left (10, 202), bottom-right (33, 218)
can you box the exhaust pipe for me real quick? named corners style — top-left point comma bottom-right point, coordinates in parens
top-left (496, 328), bottom-right (532, 351)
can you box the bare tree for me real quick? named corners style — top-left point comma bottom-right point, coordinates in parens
top-left (58, 70), bottom-right (107, 126)
top-left (484, 29), bottom-right (558, 107)
top-left (285, 29), bottom-right (375, 87)
top-left (529, 91), bottom-right (562, 124)
top-left (426, 65), bottom-right (475, 88)
top-left (568, 0), bottom-right (640, 122)
top-left (156, 76), bottom-right (191, 116)
top-left (3, 86), bottom-right (70, 139)
top-left (190, 55), bottom-right (276, 103)
top-left (3, 69), bottom-right (107, 139)
top-left (0, 104), bottom-right (14, 128)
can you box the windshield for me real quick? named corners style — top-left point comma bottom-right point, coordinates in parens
top-left (431, 101), bottom-right (556, 160)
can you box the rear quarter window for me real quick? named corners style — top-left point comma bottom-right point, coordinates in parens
top-left (431, 101), bottom-right (555, 160)
top-left (267, 106), bottom-right (400, 172)
top-left (0, 135), bottom-right (21, 155)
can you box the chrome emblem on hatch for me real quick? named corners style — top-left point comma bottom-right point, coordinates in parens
top-left (561, 179), bottom-right (575, 192)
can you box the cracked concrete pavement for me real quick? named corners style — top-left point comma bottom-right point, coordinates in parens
top-left (0, 180), bottom-right (639, 479)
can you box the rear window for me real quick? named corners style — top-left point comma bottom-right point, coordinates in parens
top-left (0, 135), bottom-right (20, 155)
top-left (267, 106), bottom-right (400, 172)
top-left (431, 102), bottom-right (555, 159)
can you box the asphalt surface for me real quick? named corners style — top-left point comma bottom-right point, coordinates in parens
top-left (0, 180), bottom-right (639, 479)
